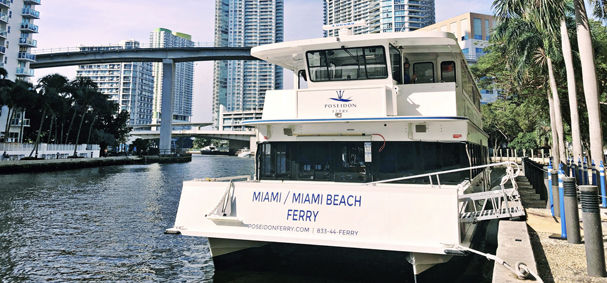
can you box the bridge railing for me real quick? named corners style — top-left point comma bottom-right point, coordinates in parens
top-left (33, 42), bottom-right (217, 54)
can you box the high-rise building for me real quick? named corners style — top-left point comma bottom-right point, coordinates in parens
top-left (0, 0), bottom-right (41, 142)
top-left (323, 0), bottom-right (435, 37)
top-left (149, 28), bottom-right (194, 126)
top-left (212, 0), bottom-right (284, 131)
top-left (75, 40), bottom-right (155, 127)
top-left (417, 12), bottom-right (498, 103)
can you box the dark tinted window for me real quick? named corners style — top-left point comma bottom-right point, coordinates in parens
top-left (441, 61), bottom-right (456, 83)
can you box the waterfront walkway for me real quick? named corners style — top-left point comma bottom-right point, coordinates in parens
top-left (0, 155), bottom-right (192, 174)
top-left (503, 174), bottom-right (607, 282)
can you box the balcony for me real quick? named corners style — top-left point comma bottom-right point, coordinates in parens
top-left (18, 52), bottom-right (36, 61)
top-left (10, 118), bottom-right (30, 127)
top-left (0, 46), bottom-right (5, 54)
top-left (22, 8), bottom-right (40, 19)
top-left (20, 23), bottom-right (39, 33)
top-left (0, 0), bottom-right (10, 8)
top-left (0, 12), bottom-right (7, 23)
top-left (16, 67), bottom-right (34, 77)
top-left (0, 28), bottom-right (7, 39)
top-left (23, 0), bottom-right (40, 5)
top-left (18, 37), bottom-right (37, 47)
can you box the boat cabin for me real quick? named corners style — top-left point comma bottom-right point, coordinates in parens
top-left (247, 32), bottom-right (488, 184)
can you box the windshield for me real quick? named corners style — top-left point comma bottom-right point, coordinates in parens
top-left (306, 46), bottom-right (388, 82)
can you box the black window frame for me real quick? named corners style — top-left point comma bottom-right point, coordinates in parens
top-left (440, 61), bottom-right (456, 83)
top-left (412, 61), bottom-right (435, 84)
top-left (305, 45), bottom-right (388, 82)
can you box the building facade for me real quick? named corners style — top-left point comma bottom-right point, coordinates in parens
top-left (212, 0), bottom-right (284, 131)
top-left (76, 40), bottom-right (155, 127)
top-left (0, 0), bottom-right (41, 142)
top-left (149, 28), bottom-right (194, 126)
top-left (323, 0), bottom-right (435, 37)
top-left (417, 12), bottom-right (498, 103)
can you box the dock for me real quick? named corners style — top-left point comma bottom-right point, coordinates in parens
top-left (0, 155), bottom-right (192, 174)
top-left (492, 164), bottom-right (607, 282)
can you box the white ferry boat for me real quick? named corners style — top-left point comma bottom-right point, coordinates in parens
top-left (168, 30), bottom-right (524, 276)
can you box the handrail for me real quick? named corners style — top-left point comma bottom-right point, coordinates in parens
top-left (195, 175), bottom-right (251, 182)
top-left (368, 161), bottom-right (521, 185)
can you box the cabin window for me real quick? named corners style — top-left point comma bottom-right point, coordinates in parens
top-left (389, 45), bottom-right (402, 84)
top-left (306, 46), bottom-right (388, 82)
top-left (441, 61), bottom-right (456, 83)
top-left (413, 62), bottom-right (434, 84)
top-left (257, 141), bottom-right (485, 184)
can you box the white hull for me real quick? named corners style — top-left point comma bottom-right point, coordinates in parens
top-left (172, 175), bottom-right (484, 273)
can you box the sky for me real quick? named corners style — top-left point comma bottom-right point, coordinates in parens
top-left (31, 0), bottom-right (494, 123)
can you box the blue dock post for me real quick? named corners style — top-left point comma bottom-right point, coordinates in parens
top-left (601, 161), bottom-right (607, 208)
top-left (578, 158), bottom-right (583, 185)
top-left (548, 160), bottom-right (554, 216)
top-left (584, 158), bottom-right (589, 185)
top-left (559, 164), bottom-right (567, 238)
top-left (592, 160), bottom-right (597, 186)
top-left (571, 158), bottom-right (576, 180)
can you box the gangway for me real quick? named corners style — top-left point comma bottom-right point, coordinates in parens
top-left (372, 161), bottom-right (526, 223)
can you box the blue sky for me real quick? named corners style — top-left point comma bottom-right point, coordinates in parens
top-left (32, 0), bottom-right (494, 122)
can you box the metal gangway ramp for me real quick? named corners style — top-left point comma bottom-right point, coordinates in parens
top-left (373, 161), bottom-right (526, 223)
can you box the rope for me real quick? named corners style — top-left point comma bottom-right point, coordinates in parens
top-left (448, 244), bottom-right (544, 282)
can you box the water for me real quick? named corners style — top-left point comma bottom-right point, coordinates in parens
top-left (0, 156), bottom-right (496, 282)
top-left (0, 155), bottom-right (253, 282)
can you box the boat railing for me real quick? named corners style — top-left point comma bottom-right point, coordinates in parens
top-left (368, 161), bottom-right (521, 189)
top-left (195, 175), bottom-right (252, 182)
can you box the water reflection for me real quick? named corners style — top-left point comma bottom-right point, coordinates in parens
top-left (0, 155), bottom-right (252, 282)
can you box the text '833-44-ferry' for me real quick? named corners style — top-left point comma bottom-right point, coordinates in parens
top-left (166, 29), bottom-right (525, 276)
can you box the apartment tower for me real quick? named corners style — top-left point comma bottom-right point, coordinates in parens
top-left (75, 40), bottom-right (155, 127)
top-left (323, 0), bottom-right (435, 37)
top-left (212, 0), bottom-right (284, 131)
top-left (149, 28), bottom-right (194, 126)
top-left (0, 0), bottom-right (41, 142)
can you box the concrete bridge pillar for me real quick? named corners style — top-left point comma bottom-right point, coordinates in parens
top-left (159, 59), bottom-right (175, 154)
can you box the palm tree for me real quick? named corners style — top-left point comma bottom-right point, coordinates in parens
top-left (30, 74), bottom-right (68, 157)
top-left (492, 0), bottom-right (576, 165)
top-left (65, 77), bottom-right (97, 144)
top-left (491, 15), bottom-right (565, 165)
top-left (574, 0), bottom-right (604, 166)
top-left (70, 77), bottom-right (101, 157)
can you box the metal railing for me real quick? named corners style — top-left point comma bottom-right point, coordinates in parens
top-left (369, 161), bottom-right (520, 188)
top-left (33, 42), bottom-right (217, 54)
top-left (522, 157), bottom-right (548, 201)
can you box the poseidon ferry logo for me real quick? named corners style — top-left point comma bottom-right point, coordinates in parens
top-left (329, 90), bottom-right (352, 102)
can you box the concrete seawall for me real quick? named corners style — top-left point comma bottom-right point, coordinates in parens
top-left (0, 155), bottom-right (192, 174)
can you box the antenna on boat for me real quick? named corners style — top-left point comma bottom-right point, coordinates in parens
top-left (322, 20), bottom-right (367, 37)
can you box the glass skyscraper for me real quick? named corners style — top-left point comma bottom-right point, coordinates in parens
top-left (323, 0), bottom-right (435, 37)
top-left (149, 28), bottom-right (194, 125)
top-left (212, 0), bottom-right (284, 131)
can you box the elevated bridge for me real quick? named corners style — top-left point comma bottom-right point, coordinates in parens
top-left (130, 129), bottom-right (257, 154)
top-left (30, 45), bottom-right (260, 153)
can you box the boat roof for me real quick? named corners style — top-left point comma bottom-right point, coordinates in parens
top-left (251, 31), bottom-right (461, 71)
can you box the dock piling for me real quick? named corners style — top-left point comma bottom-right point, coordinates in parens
top-left (563, 177), bottom-right (581, 244)
top-left (579, 185), bottom-right (607, 277)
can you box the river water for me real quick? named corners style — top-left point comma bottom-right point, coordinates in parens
top-left (0, 155), bottom-right (497, 282)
